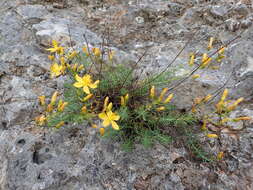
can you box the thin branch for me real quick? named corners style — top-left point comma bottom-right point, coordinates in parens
top-left (167, 31), bottom-right (244, 92)
top-left (140, 32), bottom-right (196, 89)
top-left (118, 48), bottom-right (149, 91)
top-left (67, 24), bottom-right (73, 49)
top-left (82, 34), bottom-right (99, 74)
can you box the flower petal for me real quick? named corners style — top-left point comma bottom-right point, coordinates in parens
top-left (102, 119), bottom-right (111, 127)
top-left (83, 74), bottom-right (91, 82)
top-left (83, 86), bottom-right (90, 94)
top-left (52, 40), bottom-right (58, 47)
top-left (110, 112), bottom-right (120, 121)
top-left (89, 80), bottom-right (99, 89)
top-left (111, 121), bottom-right (119, 130)
top-left (73, 82), bottom-right (83, 88)
top-left (75, 75), bottom-right (83, 82)
top-left (98, 112), bottom-right (107, 120)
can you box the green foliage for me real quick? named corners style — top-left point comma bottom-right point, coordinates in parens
top-left (99, 64), bottom-right (133, 95)
top-left (186, 133), bottom-right (213, 162)
top-left (45, 61), bottom-right (198, 152)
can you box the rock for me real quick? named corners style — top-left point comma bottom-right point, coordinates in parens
top-left (180, 7), bottom-right (201, 25)
top-left (210, 5), bottom-right (229, 18)
top-left (167, 2), bottom-right (186, 16)
top-left (227, 111), bottom-right (244, 130)
top-left (33, 18), bottom-right (102, 47)
top-left (1, 0), bottom-right (253, 189)
top-left (0, 76), bottom-right (37, 126)
top-left (225, 18), bottom-right (241, 32)
top-left (233, 2), bottom-right (250, 16)
top-left (17, 5), bottom-right (49, 22)
top-left (228, 25), bottom-right (253, 99)
top-left (241, 16), bottom-right (253, 28)
top-left (135, 16), bottom-right (145, 24)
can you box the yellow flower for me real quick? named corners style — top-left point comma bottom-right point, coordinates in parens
top-left (164, 94), bottom-right (173, 104)
top-left (120, 96), bottom-right (125, 106)
top-left (125, 94), bottom-right (129, 103)
top-left (48, 55), bottom-right (55, 61)
top-left (55, 121), bottom-right (65, 128)
top-left (201, 120), bottom-right (207, 131)
top-left (216, 90), bottom-right (229, 113)
top-left (98, 110), bottom-right (120, 130)
top-left (221, 118), bottom-right (230, 124)
top-left (92, 47), bottom-right (101, 57)
top-left (57, 99), bottom-right (63, 111)
top-left (82, 46), bottom-right (89, 56)
top-left (46, 104), bottom-right (53, 112)
top-left (107, 102), bottom-right (113, 111)
top-left (68, 51), bottom-right (78, 59)
top-left (156, 106), bottom-right (165, 111)
top-left (108, 50), bottom-right (115, 61)
top-left (50, 91), bottom-right (58, 106)
top-left (73, 74), bottom-right (99, 94)
top-left (188, 54), bottom-right (195, 66)
top-left (72, 63), bottom-right (78, 71)
top-left (207, 37), bottom-right (214, 50)
top-left (103, 97), bottom-right (109, 112)
top-left (120, 94), bottom-right (129, 107)
top-left (215, 101), bottom-right (224, 113)
top-left (203, 94), bottom-right (212, 102)
top-left (99, 128), bottom-right (105, 136)
top-left (220, 89), bottom-right (228, 102)
top-left (191, 105), bottom-right (196, 113)
top-left (82, 94), bottom-right (93, 102)
top-left (38, 95), bottom-right (46, 106)
top-left (77, 65), bottom-right (84, 71)
top-left (50, 63), bottom-right (64, 78)
top-left (219, 47), bottom-right (225, 55)
top-left (158, 88), bottom-right (168, 102)
top-left (194, 97), bottom-right (203, 105)
top-left (66, 63), bottom-right (71, 69)
top-left (92, 124), bottom-right (98, 128)
top-left (201, 53), bottom-right (212, 68)
top-left (150, 86), bottom-right (155, 99)
top-left (35, 115), bottom-right (46, 126)
top-left (233, 117), bottom-right (251, 122)
top-left (206, 134), bottom-right (218, 138)
top-left (192, 74), bottom-right (200, 79)
top-left (227, 97), bottom-right (244, 111)
top-left (57, 100), bottom-right (68, 112)
top-left (60, 57), bottom-right (65, 65)
top-left (46, 40), bottom-right (64, 55)
top-left (81, 105), bottom-right (87, 113)
top-left (217, 152), bottom-right (224, 161)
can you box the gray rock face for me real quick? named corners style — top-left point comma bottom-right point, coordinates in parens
top-left (1, 0), bottom-right (253, 189)
top-left (210, 5), bottom-right (229, 18)
top-left (17, 5), bottom-right (49, 21)
top-left (233, 2), bottom-right (250, 16)
top-left (33, 17), bottom-right (102, 47)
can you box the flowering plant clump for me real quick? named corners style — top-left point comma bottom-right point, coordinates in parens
top-left (35, 36), bottom-right (250, 161)
top-left (193, 89), bottom-right (251, 135)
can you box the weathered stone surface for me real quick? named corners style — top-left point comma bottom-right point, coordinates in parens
top-left (210, 5), bottom-right (229, 18)
top-left (33, 17), bottom-right (102, 47)
top-left (1, 0), bottom-right (253, 189)
top-left (17, 5), bottom-right (49, 21)
top-left (233, 2), bottom-right (250, 16)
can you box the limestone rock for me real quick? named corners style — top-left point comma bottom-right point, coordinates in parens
top-left (210, 5), bottom-right (229, 18)
top-left (17, 4), bottom-right (49, 21)
top-left (33, 18), bottom-right (102, 47)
